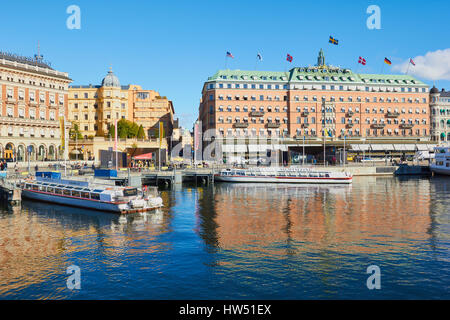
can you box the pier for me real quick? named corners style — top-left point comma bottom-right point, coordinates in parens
top-left (0, 179), bottom-right (21, 206)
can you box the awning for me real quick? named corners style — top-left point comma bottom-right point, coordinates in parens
top-left (248, 145), bottom-right (259, 152)
top-left (427, 144), bottom-right (438, 151)
top-left (70, 149), bottom-right (81, 154)
top-left (415, 144), bottom-right (428, 151)
top-left (393, 144), bottom-right (415, 151)
top-left (235, 145), bottom-right (247, 153)
top-left (133, 152), bottom-right (153, 160)
top-left (370, 144), bottom-right (393, 151)
top-left (222, 145), bottom-right (234, 152)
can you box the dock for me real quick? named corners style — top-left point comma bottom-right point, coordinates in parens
top-left (0, 178), bottom-right (22, 206)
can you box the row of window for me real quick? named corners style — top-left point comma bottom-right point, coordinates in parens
top-left (216, 128), bottom-right (428, 137)
top-left (4, 126), bottom-right (56, 137)
top-left (214, 105), bottom-right (429, 114)
top-left (211, 93), bottom-right (427, 104)
top-left (1, 75), bottom-right (66, 90)
top-left (209, 82), bottom-right (428, 93)
top-left (2, 107), bottom-right (58, 120)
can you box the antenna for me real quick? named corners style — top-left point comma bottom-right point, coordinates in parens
top-left (34, 41), bottom-right (43, 62)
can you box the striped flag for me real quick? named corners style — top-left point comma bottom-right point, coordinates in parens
top-left (409, 58), bottom-right (416, 66)
top-left (226, 51), bottom-right (234, 58)
top-left (286, 54), bottom-right (293, 62)
top-left (384, 57), bottom-right (392, 65)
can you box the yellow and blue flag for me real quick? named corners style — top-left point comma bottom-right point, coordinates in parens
top-left (329, 36), bottom-right (339, 45)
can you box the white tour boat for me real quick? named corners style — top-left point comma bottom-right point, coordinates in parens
top-left (214, 167), bottom-right (352, 184)
top-left (18, 175), bottom-right (163, 214)
top-left (430, 146), bottom-right (450, 176)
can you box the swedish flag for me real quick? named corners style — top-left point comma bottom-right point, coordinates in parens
top-left (329, 36), bottom-right (339, 45)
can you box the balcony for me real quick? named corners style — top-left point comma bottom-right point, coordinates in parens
top-left (400, 123), bottom-right (415, 129)
top-left (302, 123), bottom-right (310, 128)
top-left (6, 96), bottom-right (16, 103)
top-left (346, 123), bottom-right (354, 128)
top-left (386, 112), bottom-right (400, 118)
top-left (302, 111), bottom-right (309, 116)
top-left (266, 122), bottom-right (281, 128)
top-left (249, 111), bottom-right (265, 117)
top-left (371, 123), bottom-right (386, 129)
top-left (347, 111), bottom-right (354, 117)
top-left (234, 122), bottom-right (249, 128)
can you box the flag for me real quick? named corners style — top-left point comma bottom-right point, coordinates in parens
top-left (409, 58), bottom-right (415, 66)
top-left (59, 116), bottom-right (65, 152)
top-left (384, 57), bottom-right (392, 65)
top-left (159, 121), bottom-right (164, 146)
top-left (226, 51), bottom-right (234, 58)
top-left (257, 53), bottom-right (262, 61)
top-left (329, 36), bottom-right (339, 45)
top-left (358, 56), bottom-right (366, 65)
top-left (286, 54), bottom-right (293, 62)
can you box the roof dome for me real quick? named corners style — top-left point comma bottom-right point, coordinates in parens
top-left (101, 68), bottom-right (120, 87)
top-left (430, 86), bottom-right (439, 94)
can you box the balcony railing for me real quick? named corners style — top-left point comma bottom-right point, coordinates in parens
top-left (302, 111), bottom-right (309, 116)
top-left (371, 123), bottom-right (386, 129)
top-left (400, 123), bottom-right (415, 129)
top-left (234, 122), bottom-right (249, 128)
top-left (386, 112), bottom-right (400, 118)
top-left (267, 122), bottom-right (281, 128)
top-left (249, 111), bottom-right (265, 117)
top-left (347, 111), bottom-right (354, 116)
top-left (302, 123), bottom-right (310, 128)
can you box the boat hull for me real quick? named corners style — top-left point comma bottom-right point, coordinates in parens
top-left (214, 175), bottom-right (352, 184)
top-left (430, 166), bottom-right (450, 176)
top-left (21, 190), bottom-right (161, 214)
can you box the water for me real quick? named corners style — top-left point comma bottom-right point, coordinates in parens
top-left (0, 176), bottom-right (449, 299)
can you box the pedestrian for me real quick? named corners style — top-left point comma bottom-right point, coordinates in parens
top-left (35, 164), bottom-right (39, 172)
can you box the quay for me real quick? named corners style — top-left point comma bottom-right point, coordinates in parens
top-left (0, 178), bottom-right (21, 206)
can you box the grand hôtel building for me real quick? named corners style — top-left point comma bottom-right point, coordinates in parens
top-left (198, 50), bottom-right (435, 161)
top-left (0, 52), bottom-right (71, 162)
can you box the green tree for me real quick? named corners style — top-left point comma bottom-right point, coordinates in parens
top-left (137, 125), bottom-right (146, 139)
top-left (69, 123), bottom-right (83, 140)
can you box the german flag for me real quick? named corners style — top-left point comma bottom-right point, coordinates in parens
top-left (384, 57), bottom-right (392, 65)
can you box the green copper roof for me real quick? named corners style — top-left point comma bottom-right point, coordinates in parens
top-left (207, 67), bottom-right (428, 87)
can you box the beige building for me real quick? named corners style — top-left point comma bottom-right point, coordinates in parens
top-left (68, 69), bottom-right (174, 140)
top-left (0, 52), bottom-right (71, 161)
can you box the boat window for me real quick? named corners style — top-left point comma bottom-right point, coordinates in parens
top-left (47, 187), bottom-right (54, 193)
top-left (63, 189), bottom-right (71, 196)
top-left (25, 184), bottom-right (32, 189)
top-left (54, 188), bottom-right (62, 195)
top-left (72, 191), bottom-right (81, 198)
top-left (446, 163), bottom-right (450, 167)
top-left (32, 185), bottom-right (39, 191)
top-left (123, 188), bottom-right (138, 197)
top-left (93, 189), bottom-right (103, 193)
top-left (90, 193), bottom-right (100, 200)
top-left (81, 191), bottom-right (90, 198)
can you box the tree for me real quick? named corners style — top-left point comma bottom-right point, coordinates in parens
top-left (137, 125), bottom-right (146, 139)
top-left (109, 119), bottom-right (144, 139)
top-left (69, 123), bottom-right (83, 140)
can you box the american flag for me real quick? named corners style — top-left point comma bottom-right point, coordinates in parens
top-left (410, 58), bottom-right (416, 66)
top-left (358, 56), bottom-right (366, 65)
top-left (226, 51), bottom-right (234, 58)
top-left (286, 54), bottom-right (293, 62)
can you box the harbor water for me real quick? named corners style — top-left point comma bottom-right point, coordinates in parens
top-left (0, 176), bottom-right (449, 299)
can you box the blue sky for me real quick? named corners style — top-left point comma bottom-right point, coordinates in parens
top-left (1, 0), bottom-right (449, 128)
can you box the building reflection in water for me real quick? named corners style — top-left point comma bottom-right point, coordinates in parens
top-left (0, 191), bottom-right (172, 297)
top-left (196, 177), bottom-right (435, 257)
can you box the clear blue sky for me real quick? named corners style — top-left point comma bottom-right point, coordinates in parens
top-left (1, 0), bottom-right (449, 128)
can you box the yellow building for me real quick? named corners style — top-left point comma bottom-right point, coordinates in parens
top-left (68, 68), bottom-right (174, 139)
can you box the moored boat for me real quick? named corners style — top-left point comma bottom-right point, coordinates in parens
top-left (430, 146), bottom-right (450, 176)
top-left (18, 175), bottom-right (163, 214)
top-left (214, 167), bottom-right (352, 184)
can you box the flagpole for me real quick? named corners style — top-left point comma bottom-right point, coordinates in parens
top-left (406, 61), bottom-right (411, 75)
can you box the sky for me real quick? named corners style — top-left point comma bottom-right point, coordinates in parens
top-left (1, 0), bottom-right (450, 129)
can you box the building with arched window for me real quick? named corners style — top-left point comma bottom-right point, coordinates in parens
top-left (0, 51), bottom-right (71, 162)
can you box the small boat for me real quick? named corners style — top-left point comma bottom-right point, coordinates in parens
top-left (430, 146), bottom-right (450, 176)
top-left (18, 175), bottom-right (163, 214)
top-left (214, 167), bottom-right (352, 184)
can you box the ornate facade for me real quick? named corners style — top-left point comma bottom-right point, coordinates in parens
top-left (0, 52), bottom-right (71, 162)
top-left (430, 87), bottom-right (450, 142)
